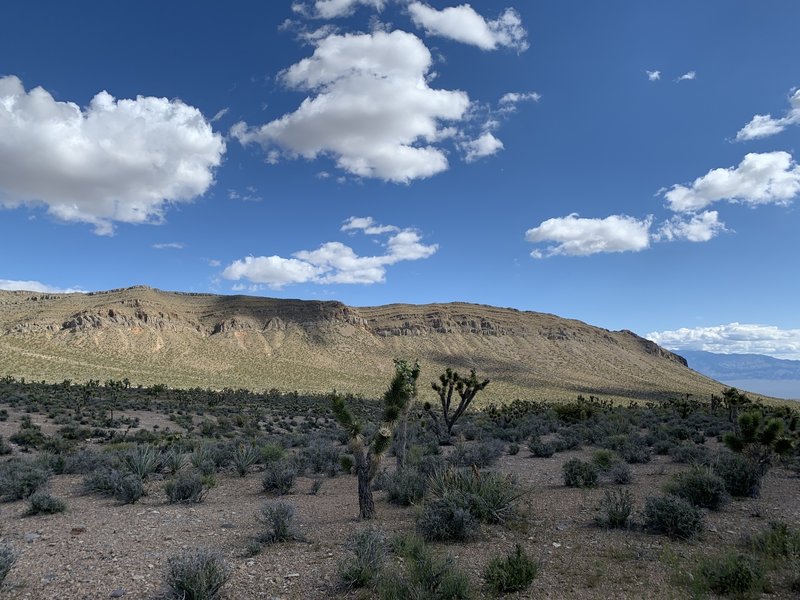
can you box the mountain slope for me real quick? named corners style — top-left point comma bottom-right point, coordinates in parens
top-left (0, 286), bottom-right (728, 403)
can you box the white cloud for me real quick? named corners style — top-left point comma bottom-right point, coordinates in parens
top-left (676, 71), bottom-right (696, 81)
top-left (341, 216), bottom-right (398, 235)
top-left (228, 188), bottom-right (263, 202)
top-left (208, 259), bottom-right (222, 268)
top-left (646, 70), bottom-right (661, 81)
top-left (655, 210), bottom-right (726, 243)
top-left (647, 323), bottom-right (800, 361)
top-left (0, 75), bottom-right (225, 236)
top-left (211, 108), bottom-right (229, 122)
top-left (498, 91), bottom-right (541, 113)
top-left (222, 218), bottom-right (437, 288)
top-left (663, 151), bottom-right (800, 213)
top-left (0, 279), bottom-right (85, 293)
top-left (408, 3), bottom-right (528, 52)
top-left (462, 131), bottom-right (504, 162)
top-left (293, 0), bottom-right (386, 19)
top-left (736, 88), bottom-right (800, 141)
top-left (152, 242), bottom-right (185, 250)
top-left (231, 30), bottom-right (469, 183)
top-left (525, 213), bottom-right (653, 258)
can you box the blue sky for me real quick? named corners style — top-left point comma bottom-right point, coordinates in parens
top-left (1, 0), bottom-right (800, 359)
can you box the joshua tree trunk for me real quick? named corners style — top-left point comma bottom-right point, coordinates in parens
top-left (356, 459), bottom-right (375, 519)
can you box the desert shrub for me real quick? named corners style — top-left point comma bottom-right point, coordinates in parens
top-left (528, 439), bottom-right (555, 458)
top-left (163, 448), bottom-right (187, 475)
top-left (163, 548), bottom-right (231, 600)
top-left (121, 444), bottom-right (160, 480)
top-left (484, 544), bottom-right (538, 594)
top-left (258, 442), bottom-right (286, 464)
top-left (749, 521), bottom-right (800, 561)
top-left (507, 442), bottom-right (520, 455)
top-left (669, 443), bottom-right (711, 465)
top-left (0, 540), bottom-right (16, 585)
top-left (426, 468), bottom-right (522, 525)
top-left (595, 489), bottom-right (633, 529)
top-left (695, 552), bottom-right (765, 599)
top-left (592, 449), bottom-right (620, 471)
top-left (380, 536), bottom-right (472, 600)
top-left (256, 500), bottom-right (298, 544)
top-left (231, 444), bottom-right (259, 477)
top-left (609, 462), bottom-right (633, 484)
top-left (261, 458), bottom-right (297, 495)
top-left (0, 460), bottom-right (51, 501)
top-left (339, 454), bottom-right (354, 474)
top-left (308, 477), bottom-right (324, 495)
top-left (664, 468), bottom-right (728, 510)
top-left (339, 528), bottom-right (387, 589)
top-left (84, 467), bottom-right (144, 504)
top-left (27, 491), bottom-right (67, 515)
top-left (61, 448), bottom-right (112, 475)
top-left (714, 452), bottom-right (763, 498)
top-left (553, 427), bottom-right (583, 451)
top-left (449, 439), bottom-right (504, 468)
top-left (0, 436), bottom-right (11, 456)
top-left (386, 468), bottom-right (426, 506)
top-left (301, 441), bottom-right (341, 476)
top-left (418, 496), bottom-right (479, 542)
top-left (562, 458), bottom-right (598, 488)
top-left (643, 495), bottom-right (704, 540)
top-left (619, 439), bottom-right (651, 464)
top-left (165, 471), bottom-right (208, 504)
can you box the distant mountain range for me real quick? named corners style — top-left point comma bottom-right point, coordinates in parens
top-left (680, 350), bottom-right (800, 400)
top-left (0, 286), bottom-right (727, 404)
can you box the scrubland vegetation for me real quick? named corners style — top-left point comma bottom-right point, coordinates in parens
top-left (0, 373), bottom-right (798, 598)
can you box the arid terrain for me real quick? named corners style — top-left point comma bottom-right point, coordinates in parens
top-left (0, 287), bottom-right (731, 404)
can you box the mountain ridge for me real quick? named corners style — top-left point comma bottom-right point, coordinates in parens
top-left (0, 286), bottom-right (731, 404)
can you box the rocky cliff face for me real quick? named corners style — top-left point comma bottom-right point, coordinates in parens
top-left (0, 286), bottom-right (714, 401)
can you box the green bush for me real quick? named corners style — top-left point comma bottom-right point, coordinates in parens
top-left (592, 449), bottom-right (620, 471)
top-left (0, 435), bottom-right (11, 456)
top-left (339, 454), bottom-right (354, 474)
top-left (426, 468), bottom-right (522, 525)
top-left (256, 500), bottom-right (298, 544)
top-left (165, 471), bottom-right (208, 504)
top-left (262, 459), bottom-right (297, 495)
top-left (609, 462), bottom-right (633, 484)
top-left (529, 439), bottom-right (555, 458)
top-left (749, 521), bottom-right (800, 560)
top-left (163, 548), bottom-right (231, 600)
top-left (562, 458), bottom-right (598, 488)
top-left (714, 452), bottom-right (763, 498)
top-left (0, 460), bottom-right (51, 501)
top-left (84, 467), bottom-right (144, 504)
top-left (664, 468), bottom-right (728, 510)
top-left (258, 442), bottom-right (286, 464)
top-left (595, 489), bottom-right (633, 529)
top-left (695, 552), bottom-right (765, 599)
top-left (643, 495), bottom-right (704, 540)
top-left (417, 496), bottom-right (479, 542)
top-left (484, 544), bottom-right (538, 593)
top-left (669, 443), bottom-right (711, 465)
top-left (121, 444), bottom-right (160, 480)
top-left (0, 540), bottom-right (17, 584)
top-left (507, 442), bottom-right (520, 456)
top-left (27, 491), bottom-right (67, 515)
top-left (339, 528), bottom-right (387, 589)
top-left (386, 468), bottom-right (426, 506)
top-left (449, 440), bottom-right (504, 468)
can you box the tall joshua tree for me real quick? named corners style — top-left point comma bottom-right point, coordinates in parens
top-left (424, 367), bottom-right (490, 443)
top-left (332, 360), bottom-right (419, 519)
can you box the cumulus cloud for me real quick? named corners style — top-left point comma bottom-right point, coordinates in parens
top-left (646, 70), bottom-right (661, 81)
top-left (525, 213), bottom-right (653, 258)
top-left (647, 323), bottom-right (800, 361)
top-left (293, 0), bottom-right (386, 19)
top-left (736, 88), bottom-right (800, 141)
top-left (663, 151), bottom-right (800, 213)
top-left (0, 75), bottom-right (225, 235)
top-left (231, 30), bottom-right (469, 183)
top-left (498, 91), bottom-right (540, 114)
top-left (0, 279), bottom-right (85, 293)
top-left (152, 242), bottom-right (185, 250)
top-left (676, 71), bottom-right (696, 81)
top-left (222, 217), bottom-right (437, 288)
top-left (462, 131), bottom-right (504, 162)
top-left (655, 211), bottom-right (726, 243)
top-left (408, 3), bottom-right (528, 52)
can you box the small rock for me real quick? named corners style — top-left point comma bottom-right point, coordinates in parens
top-left (552, 542), bottom-right (561, 548)
top-left (110, 589), bottom-right (127, 598)
top-left (24, 533), bottom-right (40, 543)
top-left (556, 523), bottom-right (568, 531)
top-left (71, 527), bottom-right (86, 536)
top-left (285, 573), bottom-right (300, 579)
top-left (220, 523), bottom-right (236, 529)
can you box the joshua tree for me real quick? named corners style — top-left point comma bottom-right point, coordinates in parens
top-left (424, 368), bottom-right (489, 443)
top-left (332, 360), bottom-right (419, 519)
top-left (724, 409), bottom-right (793, 479)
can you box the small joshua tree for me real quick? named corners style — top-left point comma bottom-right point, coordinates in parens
top-left (333, 360), bottom-right (419, 519)
top-left (424, 367), bottom-right (489, 443)
top-left (723, 409), bottom-right (793, 486)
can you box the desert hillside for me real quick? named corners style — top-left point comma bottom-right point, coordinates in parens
top-left (0, 286), bottom-right (726, 403)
